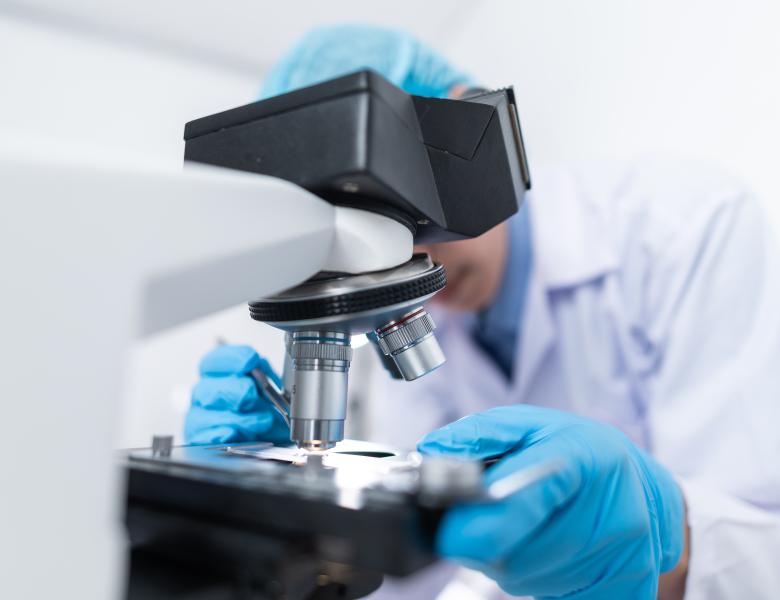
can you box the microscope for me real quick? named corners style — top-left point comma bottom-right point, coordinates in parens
top-left (124, 70), bottom-right (531, 599)
top-left (185, 69), bottom-right (531, 451)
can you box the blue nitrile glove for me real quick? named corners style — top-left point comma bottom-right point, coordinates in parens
top-left (261, 24), bottom-right (473, 99)
top-left (418, 405), bottom-right (685, 599)
top-left (184, 345), bottom-right (290, 445)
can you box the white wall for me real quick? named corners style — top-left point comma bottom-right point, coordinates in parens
top-left (446, 0), bottom-right (780, 229)
top-left (3, 1), bottom-right (778, 448)
top-left (0, 14), bottom-right (268, 447)
top-left (0, 18), bottom-right (257, 163)
top-left (2, 0), bottom-right (475, 76)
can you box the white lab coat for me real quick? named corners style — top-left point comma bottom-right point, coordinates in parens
top-left (367, 159), bottom-right (780, 599)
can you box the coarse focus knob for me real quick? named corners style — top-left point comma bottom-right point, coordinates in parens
top-left (374, 309), bottom-right (446, 381)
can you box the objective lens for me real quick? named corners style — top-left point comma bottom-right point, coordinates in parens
top-left (288, 331), bottom-right (352, 450)
top-left (374, 309), bottom-right (445, 381)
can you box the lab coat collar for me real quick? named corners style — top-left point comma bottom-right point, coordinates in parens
top-left (513, 262), bottom-right (554, 398)
top-left (436, 264), bottom-right (554, 403)
top-left (513, 164), bottom-right (620, 397)
top-left (528, 164), bottom-right (619, 289)
top-left (434, 165), bottom-right (621, 402)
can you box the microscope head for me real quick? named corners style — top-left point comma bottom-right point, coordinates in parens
top-left (183, 70), bottom-right (531, 450)
top-left (184, 69), bottom-right (530, 244)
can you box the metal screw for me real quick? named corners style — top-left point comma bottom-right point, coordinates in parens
top-left (418, 455), bottom-right (483, 503)
top-left (151, 435), bottom-right (173, 458)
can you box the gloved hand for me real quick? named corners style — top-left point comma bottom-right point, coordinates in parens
top-left (418, 405), bottom-right (685, 599)
top-left (261, 24), bottom-right (473, 99)
top-left (184, 345), bottom-right (290, 445)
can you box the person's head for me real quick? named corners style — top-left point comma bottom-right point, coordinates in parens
top-left (416, 223), bottom-right (509, 313)
top-left (261, 24), bottom-right (473, 99)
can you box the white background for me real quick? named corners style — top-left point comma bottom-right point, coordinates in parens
top-left (2, 0), bottom-right (778, 447)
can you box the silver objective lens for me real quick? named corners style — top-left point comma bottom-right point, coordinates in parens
top-left (288, 331), bottom-right (353, 451)
top-left (374, 309), bottom-right (445, 381)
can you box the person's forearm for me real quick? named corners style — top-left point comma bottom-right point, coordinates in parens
top-left (659, 499), bottom-right (690, 600)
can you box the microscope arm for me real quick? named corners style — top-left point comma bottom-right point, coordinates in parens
top-left (0, 146), bottom-right (410, 599)
top-left (142, 166), bottom-right (412, 336)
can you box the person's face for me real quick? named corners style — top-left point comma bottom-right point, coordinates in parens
top-left (415, 222), bottom-right (508, 312)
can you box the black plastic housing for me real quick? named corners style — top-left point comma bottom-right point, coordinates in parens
top-left (184, 70), bottom-right (531, 243)
top-left (124, 450), bottom-right (441, 599)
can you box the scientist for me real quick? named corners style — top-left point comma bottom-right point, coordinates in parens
top-left (185, 25), bottom-right (780, 600)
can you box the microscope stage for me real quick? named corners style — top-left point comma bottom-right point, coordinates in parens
top-left (124, 440), bottom-right (442, 595)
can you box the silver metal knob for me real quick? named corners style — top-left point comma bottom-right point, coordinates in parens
top-left (374, 309), bottom-right (445, 381)
top-left (151, 435), bottom-right (173, 458)
top-left (418, 455), bottom-right (484, 503)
